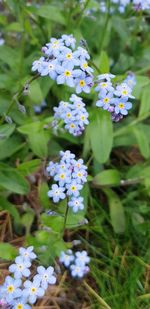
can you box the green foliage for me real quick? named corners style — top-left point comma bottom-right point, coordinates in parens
top-left (0, 1), bottom-right (150, 307)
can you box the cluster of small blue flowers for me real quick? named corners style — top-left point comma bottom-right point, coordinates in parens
top-left (53, 94), bottom-right (89, 136)
top-left (32, 34), bottom-right (94, 94)
top-left (47, 151), bottom-right (87, 213)
top-left (95, 73), bottom-right (135, 122)
top-left (100, 0), bottom-right (150, 13)
top-left (0, 246), bottom-right (56, 309)
top-left (60, 249), bottom-right (90, 278)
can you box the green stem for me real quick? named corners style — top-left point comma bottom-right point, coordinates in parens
top-left (114, 111), bottom-right (150, 138)
top-left (83, 280), bottom-right (112, 309)
top-left (77, 0), bottom-right (91, 27)
top-left (63, 197), bottom-right (69, 234)
top-left (99, 0), bottom-right (110, 54)
top-left (0, 74), bottom-right (40, 124)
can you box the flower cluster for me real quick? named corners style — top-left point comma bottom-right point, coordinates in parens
top-left (32, 34), bottom-right (94, 94)
top-left (53, 94), bottom-right (89, 136)
top-left (60, 249), bottom-right (90, 278)
top-left (47, 151), bottom-right (87, 213)
top-left (95, 73), bottom-right (135, 122)
top-left (0, 246), bottom-right (56, 309)
top-left (100, 0), bottom-right (150, 13)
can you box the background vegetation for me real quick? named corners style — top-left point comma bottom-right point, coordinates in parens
top-left (0, 0), bottom-right (150, 308)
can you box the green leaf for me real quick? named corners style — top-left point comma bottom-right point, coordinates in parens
top-left (0, 135), bottom-right (25, 160)
top-left (133, 127), bottom-right (150, 159)
top-left (89, 109), bottom-right (113, 163)
top-left (18, 122), bottom-right (50, 158)
top-left (29, 80), bottom-right (44, 104)
top-left (138, 85), bottom-right (150, 117)
top-left (38, 182), bottom-right (50, 209)
top-left (0, 167), bottom-right (29, 194)
top-left (21, 212), bottom-right (34, 234)
top-left (93, 169), bottom-right (120, 186)
top-left (17, 159), bottom-right (41, 176)
top-left (35, 5), bottom-right (66, 25)
top-left (0, 243), bottom-right (17, 260)
top-left (99, 51), bottom-right (110, 73)
top-left (104, 188), bottom-right (126, 234)
top-left (0, 196), bottom-right (21, 226)
top-left (41, 214), bottom-right (64, 233)
top-left (0, 124), bottom-right (16, 139)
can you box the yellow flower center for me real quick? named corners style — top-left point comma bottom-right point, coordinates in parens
top-left (80, 80), bottom-right (85, 87)
top-left (31, 287), bottom-right (37, 294)
top-left (101, 83), bottom-right (107, 88)
top-left (7, 285), bottom-right (14, 293)
top-left (83, 62), bottom-right (88, 69)
top-left (104, 98), bottom-right (109, 103)
top-left (71, 186), bottom-right (76, 191)
top-left (18, 264), bottom-right (23, 270)
top-left (70, 123), bottom-right (75, 128)
top-left (66, 113), bottom-right (71, 118)
top-left (64, 70), bottom-right (71, 77)
top-left (122, 90), bottom-right (128, 95)
top-left (66, 53), bottom-right (72, 59)
top-left (77, 173), bottom-right (82, 177)
top-left (118, 103), bottom-right (124, 109)
top-left (60, 174), bottom-right (65, 179)
top-left (81, 116), bottom-right (85, 120)
top-left (17, 304), bottom-right (23, 309)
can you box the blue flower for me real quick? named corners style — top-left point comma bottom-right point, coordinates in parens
top-left (114, 82), bottom-right (135, 99)
top-left (46, 162), bottom-right (58, 177)
top-left (11, 299), bottom-right (31, 309)
top-left (70, 264), bottom-right (86, 278)
top-left (75, 73), bottom-right (93, 94)
top-left (114, 98), bottom-right (132, 115)
top-left (31, 57), bottom-right (45, 74)
top-left (9, 256), bottom-right (31, 279)
top-left (97, 73), bottom-right (115, 81)
top-left (96, 92), bottom-right (114, 110)
top-left (66, 182), bottom-right (83, 197)
top-left (33, 266), bottom-right (56, 290)
top-left (61, 34), bottom-right (76, 49)
top-left (40, 59), bottom-right (59, 80)
top-left (56, 64), bottom-right (81, 88)
top-left (59, 250), bottom-right (74, 267)
top-left (74, 46), bottom-right (90, 61)
top-left (19, 246), bottom-right (36, 261)
top-left (48, 184), bottom-right (66, 203)
top-left (95, 81), bottom-right (114, 93)
top-left (80, 60), bottom-right (94, 74)
top-left (0, 276), bottom-right (22, 302)
top-left (68, 197), bottom-right (84, 213)
top-left (23, 280), bottom-right (45, 304)
top-left (57, 47), bottom-right (79, 67)
top-left (75, 251), bottom-right (90, 266)
top-left (45, 38), bottom-right (64, 57)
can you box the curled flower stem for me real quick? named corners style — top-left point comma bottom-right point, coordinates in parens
top-left (0, 73), bottom-right (40, 124)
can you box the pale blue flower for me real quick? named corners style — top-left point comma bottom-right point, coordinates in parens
top-left (68, 197), bottom-right (84, 213)
top-left (46, 38), bottom-right (64, 57)
top-left (97, 73), bottom-right (115, 81)
top-left (33, 266), bottom-right (56, 290)
top-left (19, 246), bottom-right (36, 261)
top-left (75, 251), bottom-right (90, 266)
top-left (48, 184), bottom-right (66, 203)
top-left (74, 47), bottom-right (90, 61)
top-left (23, 280), bottom-right (44, 304)
top-left (58, 47), bottom-right (79, 67)
top-left (9, 256), bottom-right (31, 279)
top-left (59, 250), bottom-right (74, 267)
top-left (61, 34), bottom-right (76, 49)
top-left (31, 57), bottom-right (45, 74)
top-left (70, 264), bottom-right (86, 278)
top-left (40, 59), bottom-right (59, 80)
top-left (114, 98), bottom-right (132, 115)
top-left (75, 73), bottom-right (93, 94)
top-left (0, 276), bottom-right (22, 302)
top-left (96, 92), bottom-right (114, 110)
top-left (46, 162), bottom-right (58, 177)
top-left (56, 64), bottom-right (81, 88)
top-left (11, 299), bottom-right (31, 309)
top-left (66, 182), bottom-right (83, 197)
top-left (114, 82), bottom-right (135, 98)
